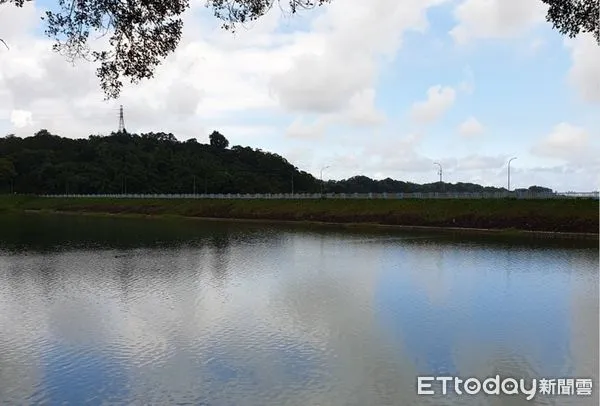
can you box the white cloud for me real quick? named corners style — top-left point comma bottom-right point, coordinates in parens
top-left (565, 33), bottom-right (600, 104)
top-left (285, 88), bottom-right (385, 139)
top-left (531, 123), bottom-right (599, 169)
top-left (10, 109), bottom-right (33, 128)
top-left (163, 81), bottom-right (204, 117)
top-left (2, 0), bottom-right (444, 138)
top-left (275, 126), bottom-right (600, 191)
top-left (532, 122), bottom-right (589, 157)
top-left (450, 0), bottom-right (547, 45)
top-left (283, 136), bottom-right (584, 190)
top-left (409, 85), bottom-right (456, 125)
top-left (0, 0), bottom-right (599, 192)
top-left (345, 88), bottom-right (386, 127)
top-left (270, 0), bottom-right (451, 114)
top-left (282, 131), bottom-right (431, 179)
top-left (0, 2), bottom-right (39, 46)
top-left (0, 5), bottom-right (289, 138)
top-left (286, 116), bottom-right (331, 139)
top-left (270, 51), bottom-right (374, 113)
top-left (458, 116), bottom-right (485, 137)
top-left (323, 132), bottom-right (439, 178)
top-left (217, 125), bottom-right (277, 142)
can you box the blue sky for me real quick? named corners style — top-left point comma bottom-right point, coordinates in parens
top-left (0, 0), bottom-right (598, 191)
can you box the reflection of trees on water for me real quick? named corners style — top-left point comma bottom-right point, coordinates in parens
top-left (0, 213), bottom-right (289, 253)
top-left (208, 234), bottom-right (232, 289)
top-left (0, 225), bottom-right (597, 405)
top-left (115, 252), bottom-right (134, 302)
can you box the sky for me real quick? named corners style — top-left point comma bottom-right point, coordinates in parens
top-left (0, 0), bottom-right (599, 192)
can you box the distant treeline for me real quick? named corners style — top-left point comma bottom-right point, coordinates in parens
top-left (0, 130), bottom-right (552, 195)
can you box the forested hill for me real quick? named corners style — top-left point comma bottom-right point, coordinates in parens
top-left (0, 130), bottom-right (552, 195)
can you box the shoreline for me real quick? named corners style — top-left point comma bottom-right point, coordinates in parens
top-left (21, 209), bottom-right (599, 241)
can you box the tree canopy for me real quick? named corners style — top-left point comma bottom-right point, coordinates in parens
top-left (0, 130), bottom-right (552, 195)
top-left (541, 0), bottom-right (599, 44)
top-left (0, 129), bottom-right (318, 194)
top-left (1, 0), bottom-right (596, 99)
top-left (1, 0), bottom-right (330, 98)
top-left (0, 157), bottom-right (16, 182)
top-left (209, 131), bottom-right (229, 149)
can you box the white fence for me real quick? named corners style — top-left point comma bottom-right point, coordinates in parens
top-left (40, 191), bottom-right (600, 200)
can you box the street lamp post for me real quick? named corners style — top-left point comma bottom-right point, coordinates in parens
top-left (433, 162), bottom-right (442, 183)
top-left (433, 162), bottom-right (443, 192)
top-left (507, 157), bottom-right (517, 192)
top-left (320, 165), bottom-right (330, 196)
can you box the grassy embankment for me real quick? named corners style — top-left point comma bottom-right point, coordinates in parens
top-left (0, 195), bottom-right (598, 236)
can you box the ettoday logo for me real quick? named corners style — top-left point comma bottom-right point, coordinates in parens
top-left (417, 376), bottom-right (593, 401)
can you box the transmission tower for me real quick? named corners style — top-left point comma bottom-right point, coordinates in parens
top-left (118, 105), bottom-right (126, 133)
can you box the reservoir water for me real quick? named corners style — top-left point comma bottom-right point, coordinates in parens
top-left (0, 213), bottom-right (597, 405)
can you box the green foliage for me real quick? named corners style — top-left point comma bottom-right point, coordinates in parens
top-left (1, 195), bottom-right (597, 234)
top-left (0, 129), bottom-right (558, 195)
top-left (323, 178), bottom-right (553, 194)
top-left (0, 157), bottom-right (16, 181)
top-left (0, 0), bottom-right (332, 98)
top-left (209, 131), bottom-right (229, 149)
top-left (525, 185), bottom-right (554, 193)
top-left (541, 0), bottom-right (600, 45)
top-left (207, 0), bottom-right (331, 31)
top-left (1, 0), bottom-right (597, 99)
top-left (2, 0), bottom-right (190, 99)
top-left (1, 1), bottom-right (597, 99)
top-left (0, 130), bottom-right (319, 194)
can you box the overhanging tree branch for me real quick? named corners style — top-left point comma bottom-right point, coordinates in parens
top-left (540, 0), bottom-right (600, 44)
top-left (0, 0), bottom-right (597, 100)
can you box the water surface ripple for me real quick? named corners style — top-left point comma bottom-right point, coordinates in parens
top-left (0, 214), bottom-right (597, 405)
